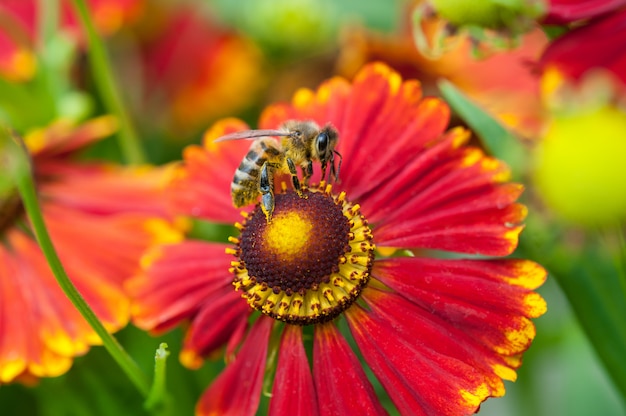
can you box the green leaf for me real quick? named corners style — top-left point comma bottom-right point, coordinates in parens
top-left (438, 79), bottom-right (528, 180)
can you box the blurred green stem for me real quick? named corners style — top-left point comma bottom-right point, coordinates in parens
top-left (145, 343), bottom-right (173, 415)
top-left (69, 0), bottom-right (146, 164)
top-left (6, 130), bottom-right (150, 398)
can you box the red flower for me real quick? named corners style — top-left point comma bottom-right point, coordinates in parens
top-left (0, 117), bottom-right (173, 383)
top-left (539, 7), bottom-right (626, 90)
top-left (128, 63), bottom-right (546, 415)
top-left (135, 6), bottom-right (264, 132)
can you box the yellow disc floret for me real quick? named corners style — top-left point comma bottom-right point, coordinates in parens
top-left (265, 211), bottom-right (313, 260)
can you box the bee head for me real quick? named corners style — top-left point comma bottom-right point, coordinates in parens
top-left (313, 125), bottom-right (338, 163)
top-left (315, 125), bottom-right (341, 182)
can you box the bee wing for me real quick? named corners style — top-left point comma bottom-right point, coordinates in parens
top-left (214, 129), bottom-right (291, 142)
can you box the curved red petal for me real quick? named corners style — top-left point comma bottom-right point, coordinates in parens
top-left (340, 95), bottom-right (450, 201)
top-left (40, 164), bottom-right (171, 217)
top-left (196, 316), bottom-right (274, 416)
top-left (372, 257), bottom-right (547, 357)
top-left (181, 287), bottom-right (250, 368)
top-left (347, 305), bottom-right (491, 415)
top-left (29, 117), bottom-right (117, 162)
top-left (0, 231), bottom-right (96, 381)
top-left (260, 76), bottom-right (352, 132)
top-left (362, 288), bottom-right (511, 397)
top-left (313, 323), bottom-right (388, 416)
top-left (170, 118), bottom-right (252, 223)
top-left (260, 63), bottom-right (450, 197)
top-left (368, 131), bottom-right (525, 255)
top-left (127, 241), bottom-right (234, 332)
top-left (269, 325), bottom-right (319, 416)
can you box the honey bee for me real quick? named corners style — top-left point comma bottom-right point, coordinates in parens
top-left (215, 120), bottom-right (341, 222)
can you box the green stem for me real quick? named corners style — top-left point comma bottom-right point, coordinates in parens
top-left (69, 0), bottom-right (146, 164)
top-left (7, 132), bottom-right (150, 397)
top-left (144, 343), bottom-right (172, 415)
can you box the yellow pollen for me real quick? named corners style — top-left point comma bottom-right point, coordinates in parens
top-left (264, 211), bottom-right (313, 259)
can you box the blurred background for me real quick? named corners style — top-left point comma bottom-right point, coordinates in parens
top-left (0, 0), bottom-right (624, 414)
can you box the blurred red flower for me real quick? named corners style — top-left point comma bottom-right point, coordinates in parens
top-left (0, 116), bottom-right (175, 383)
top-left (135, 5), bottom-right (265, 133)
top-left (0, 0), bottom-right (144, 81)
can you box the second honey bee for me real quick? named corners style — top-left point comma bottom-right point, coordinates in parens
top-left (215, 120), bottom-right (341, 222)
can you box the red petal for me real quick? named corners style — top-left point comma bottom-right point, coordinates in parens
top-left (170, 118), bottom-right (252, 223)
top-left (127, 241), bottom-right (234, 332)
top-left (313, 323), bottom-right (388, 415)
top-left (260, 63), bottom-right (449, 194)
top-left (368, 131), bottom-right (525, 255)
top-left (372, 257), bottom-right (547, 357)
top-left (334, 64), bottom-right (449, 199)
top-left (347, 304), bottom-right (491, 415)
top-left (269, 326), bottom-right (319, 416)
top-left (196, 316), bottom-right (274, 416)
top-left (363, 288), bottom-right (510, 396)
top-left (0, 231), bottom-right (95, 380)
top-left (260, 76), bottom-right (352, 132)
top-left (540, 8), bottom-right (626, 86)
top-left (341, 96), bottom-right (449, 200)
top-left (40, 164), bottom-right (170, 217)
top-left (181, 287), bottom-right (250, 368)
top-left (543, 0), bottom-right (626, 24)
top-left (30, 117), bottom-right (117, 161)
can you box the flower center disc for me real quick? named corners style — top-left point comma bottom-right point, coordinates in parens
top-left (230, 185), bottom-right (375, 325)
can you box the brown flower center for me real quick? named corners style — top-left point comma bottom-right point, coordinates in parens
top-left (229, 185), bottom-right (374, 325)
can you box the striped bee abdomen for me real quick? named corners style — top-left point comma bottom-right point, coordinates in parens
top-left (231, 138), bottom-right (282, 208)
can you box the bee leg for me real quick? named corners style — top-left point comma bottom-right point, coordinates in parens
top-left (302, 161), bottom-right (313, 188)
top-left (259, 161), bottom-right (275, 222)
top-left (320, 161), bottom-right (328, 183)
top-left (286, 158), bottom-right (306, 199)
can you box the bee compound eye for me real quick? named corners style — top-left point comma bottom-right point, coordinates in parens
top-left (316, 132), bottom-right (329, 154)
